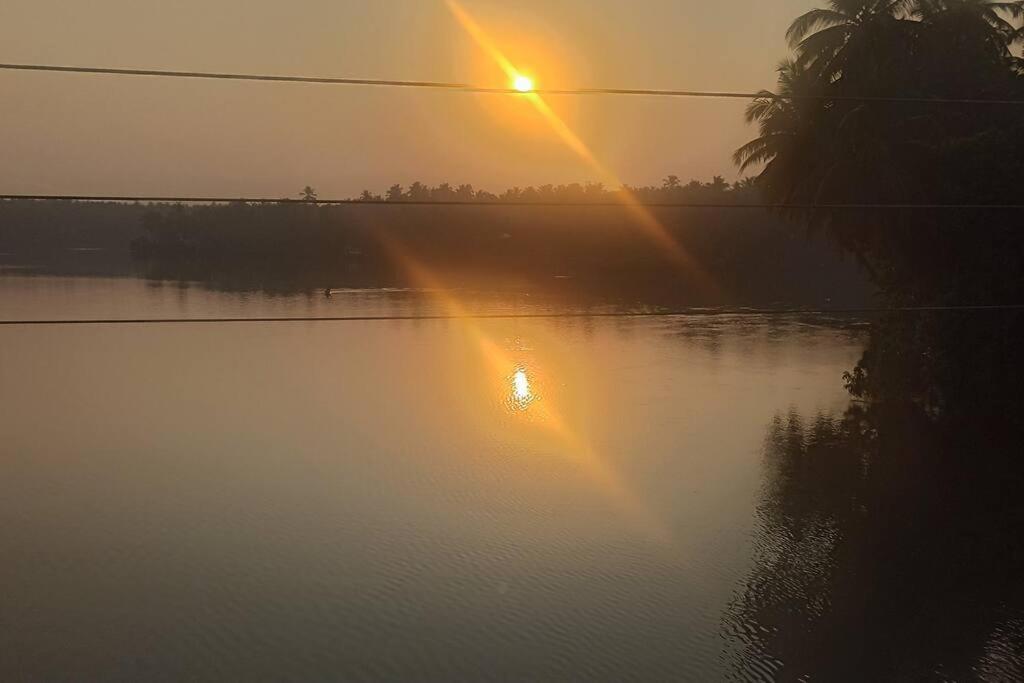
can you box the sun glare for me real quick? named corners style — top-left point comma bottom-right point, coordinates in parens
top-left (510, 368), bottom-right (535, 411)
top-left (513, 75), bottom-right (534, 93)
top-left (513, 369), bottom-right (531, 399)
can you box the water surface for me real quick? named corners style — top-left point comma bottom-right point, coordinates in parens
top-left (1, 275), bottom-right (1020, 681)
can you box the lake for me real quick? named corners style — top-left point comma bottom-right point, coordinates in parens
top-left (1, 275), bottom-right (1021, 681)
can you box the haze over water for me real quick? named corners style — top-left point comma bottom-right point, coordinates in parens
top-left (3, 275), bottom-right (1023, 679)
top-left (0, 275), bottom-right (864, 680)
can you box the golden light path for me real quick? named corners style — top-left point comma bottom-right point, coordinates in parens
top-left (445, 0), bottom-right (718, 291)
top-left (358, 1), bottom-right (712, 544)
top-left (376, 232), bottom-right (673, 545)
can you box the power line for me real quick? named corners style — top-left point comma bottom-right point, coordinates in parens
top-left (3, 194), bottom-right (1024, 210)
top-left (2, 305), bottom-right (1023, 327)
top-left (3, 62), bottom-right (1024, 106)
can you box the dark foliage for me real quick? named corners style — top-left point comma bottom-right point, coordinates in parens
top-left (737, 0), bottom-right (1024, 407)
top-left (0, 178), bottom-right (872, 308)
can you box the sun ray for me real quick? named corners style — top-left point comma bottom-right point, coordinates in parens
top-left (373, 230), bottom-right (674, 544)
top-left (444, 0), bottom-right (720, 291)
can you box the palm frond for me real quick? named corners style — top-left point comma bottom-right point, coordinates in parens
top-left (733, 133), bottom-right (792, 171)
top-left (744, 94), bottom-right (784, 123)
top-left (787, 8), bottom-right (852, 46)
top-left (795, 23), bottom-right (855, 76)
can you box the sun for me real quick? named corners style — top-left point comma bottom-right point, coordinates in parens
top-left (513, 75), bottom-right (534, 93)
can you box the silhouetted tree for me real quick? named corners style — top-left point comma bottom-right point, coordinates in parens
top-left (406, 182), bottom-right (429, 201)
top-left (736, 1), bottom-right (1024, 406)
top-left (706, 176), bottom-right (729, 192)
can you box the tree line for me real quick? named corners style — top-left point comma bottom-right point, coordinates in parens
top-left (120, 175), bottom-right (867, 305)
top-left (299, 175), bottom-right (757, 204)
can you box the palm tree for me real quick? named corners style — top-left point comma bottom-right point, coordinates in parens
top-left (299, 186), bottom-right (318, 202)
top-left (733, 60), bottom-right (825, 203)
top-left (736, 0), bottom-right (1024, 300)
top-left (786, 1), bottom-right (915, 80)
top-left (914, 0), bottom-right (1024, 63)
top-left (915, 0), bottom-right (1023, 36)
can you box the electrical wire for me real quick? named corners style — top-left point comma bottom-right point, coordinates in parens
top-left (3, 62), bottom-right (1024, 105)
top-left (2, 305), bottom-right (1023, 326)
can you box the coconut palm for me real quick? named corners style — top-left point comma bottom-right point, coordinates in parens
top-left (733, 60), bottom-right (827, 204)
top-left (915, 0), bottom-right (1023, 38)
top-left (911, 0), bottom-right (1024, 103)
top-left (786, 0), bottom-right (916, 79)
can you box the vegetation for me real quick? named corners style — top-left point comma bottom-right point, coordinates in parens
top-left (353, 175), bottom-right (753, 205)
top-left (724, 8), bottom-right (1024, 669)
top-left (736, 0), bottom-right (1024, 408)
top-left (0, 176), bottom-right (871, 306)
top-left (131, 177), bottom-right (867, 305)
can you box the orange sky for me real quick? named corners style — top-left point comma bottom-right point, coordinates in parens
top-left (0, 0), bottom-right (819, 197)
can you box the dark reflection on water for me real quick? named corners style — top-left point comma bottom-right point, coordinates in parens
top-left (727, 405), bottom-right (1024, 681)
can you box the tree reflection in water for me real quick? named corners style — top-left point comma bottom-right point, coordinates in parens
top-left (727, 403), bottom-right (1024, 681)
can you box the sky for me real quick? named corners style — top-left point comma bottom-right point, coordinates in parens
top-left (0, 0), bottom-right (819, 198)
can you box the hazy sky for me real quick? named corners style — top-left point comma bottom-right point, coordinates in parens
top-left (1, 0), bottom-right (818, 197)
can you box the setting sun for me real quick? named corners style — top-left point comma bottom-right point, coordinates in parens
top-left (513, 75), bottom-right (534, 93)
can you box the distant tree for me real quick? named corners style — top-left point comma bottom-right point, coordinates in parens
top-left (501, 186), bottom-right (523, 202)
top-left (406, 182), bottom-right (429, 202)
top-left (356, 176), bottom-right (761, 206)
top-left (706, 176), bottom-right (730, 192)
top-left (432, 183), bottom-right (455, 201)
top-left (536, 184), bottom-right (555, 200)
top-left (732, 177), bottom-right (760, 192)
top-left (300, 186), bottom-right (318, 202)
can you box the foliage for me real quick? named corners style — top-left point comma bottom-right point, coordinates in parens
top-left (737, 0), bottom-right (1024, 406)
top-left (355, 175), bottom-right (750, 204)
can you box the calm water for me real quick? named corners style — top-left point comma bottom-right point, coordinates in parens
top-left (1, 275), bottom-right (1021, 681)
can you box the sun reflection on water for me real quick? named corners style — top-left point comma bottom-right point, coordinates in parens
top-left (509, 367), bottom-right (536, 411)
